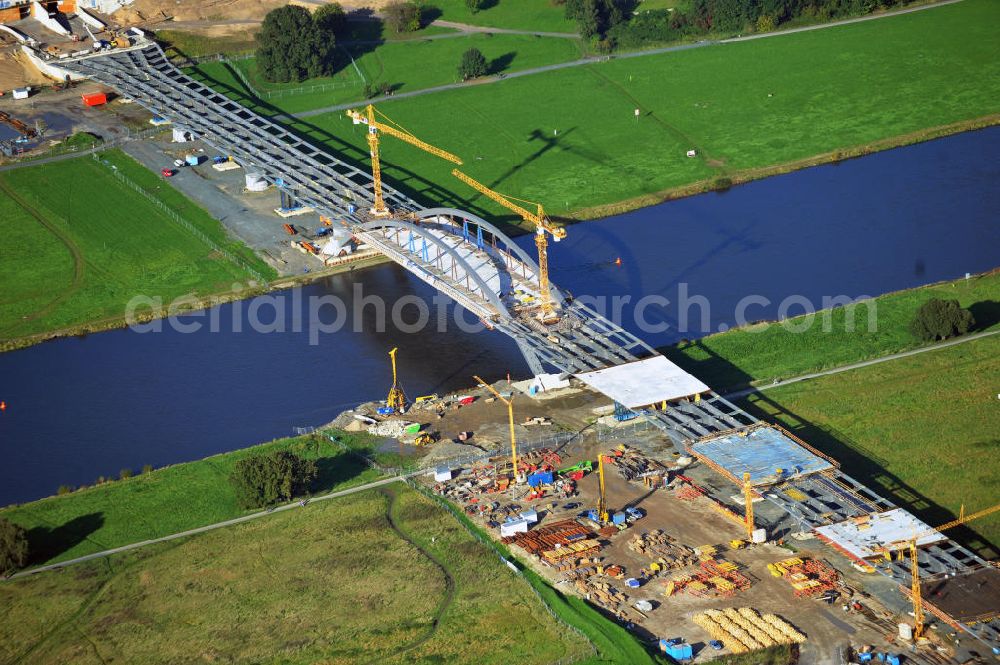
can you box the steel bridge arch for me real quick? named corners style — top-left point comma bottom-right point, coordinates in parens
top-left (415, 207), bottom-right (566, 306)
top-left (359, 219), bottom-right (511, 319)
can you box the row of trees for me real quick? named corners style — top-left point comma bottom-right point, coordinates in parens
top-left (557, 0), bottom-right (917, 49)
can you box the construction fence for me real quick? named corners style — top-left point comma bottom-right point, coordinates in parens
top-left (91, 152), bottom-right (271, 285)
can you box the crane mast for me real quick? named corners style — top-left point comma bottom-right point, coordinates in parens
top-left (451, 168), bottom-right (566, 323)
top-left (743, 472), bottom-right (755, 540)
top-left (346, 104), bottom-right (463, 216)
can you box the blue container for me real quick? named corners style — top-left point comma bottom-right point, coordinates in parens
top-left (886, 655), bottom-right (901, 665)
top-left (858, 653), bottom-right (873, 664)
top-left (612, 512), bottom-right (627, 525)
top-left (527, 471), bottom-right (554, 487)
top-left (668, 643), bottom-right (693, 660)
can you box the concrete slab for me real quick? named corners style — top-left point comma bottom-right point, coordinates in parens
top-left (814, 508), bottom-right (945, 560)
top-left (574, 356), bottom-right (708, 409)
top-left (691, 425), bottom-right (834, 486)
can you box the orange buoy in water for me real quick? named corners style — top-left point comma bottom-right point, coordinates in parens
top-left (614, 257), bottom-right (622, 266)
top-left (0, 401), bottom-right (6, 411)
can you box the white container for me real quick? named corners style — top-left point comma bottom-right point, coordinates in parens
top-left (898, 622), bottom-right (913, 641)
top-left (245, 173), bottom-right (268, 192)
top-left (751, 528), bottom-right (767, 544)
top-left (433, 467), bottom-right (452, 482)
top-left (500, 519), bottom-right (529, 538)
top-left (12, 88), bottom-right (30, 100)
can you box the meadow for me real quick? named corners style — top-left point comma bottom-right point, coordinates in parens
top-left (0, 151), bottom-right (275, 345)
top-left (415, 0), bottom-right (579, 33)
top-left (260, 0), bottom-right (1000, 224)
top-left (741, 333), bottom-right (1000, 554)
top-left (193, 31), bottom-right (584, 114)
top-left (0, 431), bottom-right (380, 566)
top-left (0, 484), bottom-right (580, 665)
top-left (665, 270), bottom-right (1000, 390)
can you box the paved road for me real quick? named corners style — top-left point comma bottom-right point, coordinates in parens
top-left (723, 328), bottom-right (999, 400)
top-left (430, 19), bottom-right (579, 39)
top-left (294, 0), bottom-right (962, 119)
top-left (5, 474), bottom-right (418, 580)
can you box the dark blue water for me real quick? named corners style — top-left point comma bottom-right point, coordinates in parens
top-left (1, 128), bottom-right (998, 505)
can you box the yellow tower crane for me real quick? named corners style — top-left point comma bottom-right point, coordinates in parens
top-left (346, 104), bottom-right (463, 216)
top-left (473, 375), bottom-right (520, 484)
top-left (450, 168), bottom-right (566, 323)
top-left (386, 347), bottom-right (407, 414)
top-left (886, 502), bottom-right (1000, 640)
top-left (597, 454), bottom-right (609, 524)
top-left (743, 472), bottom-right (755, 541)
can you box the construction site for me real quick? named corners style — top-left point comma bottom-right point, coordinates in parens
top-left (0, 3), bottom-right (995, 663)
top-left (324, 342), bottom-right (1000, 665)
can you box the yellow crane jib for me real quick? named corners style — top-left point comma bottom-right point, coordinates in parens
top-left (742, 472), bottom-right (755, 540)
top-left (450, 168), bottom-right (566, 323)
top-left (385, 347), bottom-right (407, 414)
top-left (883, 501), bottom-right (1000, 640)
top-left (474, 375), bottom-right (519, 484)
top-left (346, 104), bottom-right (463, 217)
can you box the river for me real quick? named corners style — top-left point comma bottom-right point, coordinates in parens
top-left (1, 127), bottom-right (997, 506)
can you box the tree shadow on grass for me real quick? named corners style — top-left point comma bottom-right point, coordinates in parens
top-left (26, 512), bottom-right (104, 565)
top-left (313, 451), bottom-right (372, 493)
top-left (488, 51), bottom-right (516, 75)
top-left (969, 300), bottom-right (1000, 331)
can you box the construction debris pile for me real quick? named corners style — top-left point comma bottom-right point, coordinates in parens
top-left (693, 607), bottom-right (807, 653)
top-left (767, 557), bottom-right (840, 598)
top-left (628, 530), bottom-right (699, 571)
top-left (605, 444), bottom-right (667, 483)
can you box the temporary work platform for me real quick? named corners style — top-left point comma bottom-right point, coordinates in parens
top-left (690, 424), bottom-right (834, 486)
top-left (573, 356), bottom-right (708, 409)
top-left (814, 509), bottom-right (946, 560)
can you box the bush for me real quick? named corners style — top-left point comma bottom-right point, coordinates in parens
top-left (458, 47), bottom-right (488, 80)
top-left (57, 485), bottom-right (73, 495)
top-left (229, 451), bottom-right (318, 509)
top-left (384, 1), bottom-right (421, 32)
top-left (465, 0), bottom-right (485, 12)
top-left (119, 468), bottom-right (133, 480)
top-left (142, 464), bottom-right (154, 474)
top-left (909, 298), bottom-right (975, 341)
top-left (256, 5), bottom-right (336, 83)
top-left (0, 517), bottom-right (28, 575)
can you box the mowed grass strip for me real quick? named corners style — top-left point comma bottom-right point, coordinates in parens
top-left (191, 32), bottom-right (583, 115)
top-left (741, 334), bottom-right (1000, 554)
top-left (665, 270), bottom-right (1000, 390)
top-left (285, 0), bottom-right (1000, 220)
top-left (0, 432), bottom-right (380, 566)
top-left (0, 151), bottom-right (274, 341)
top-left (0, 485), bottom-right (576, 665)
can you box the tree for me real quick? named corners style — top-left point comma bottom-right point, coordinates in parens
top-left (458, 47), bottom-right (488, 80)
top-left (465, 0), bottom-right (485, 13)
top-left (256, 5), bottom-right (336, 83)
top-left (909, 298), bottom-right (975, 342)
top-left (229, 451), bottom-right (319, 509)
top-left (0, 518), bottom-right (28, 576)
top-left (314, 2), bottom-right (347, 34)
top-left (384, 1), bottom-right (421, 32)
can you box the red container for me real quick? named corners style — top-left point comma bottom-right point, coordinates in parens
top-left (459, 396), bottom-right (476, 405)
top-left (81, 92), bottom-right (107, 107)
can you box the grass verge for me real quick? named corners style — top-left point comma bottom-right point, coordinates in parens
top-left (664, 270), bottom-right (1000, 390)
top-left (416, 0), bottom-right (579, 33)
top-left (0, 484), bottom-right (577, 664)
top-left (0, 151), bottom-right (276, 346)
top-left (740, 333), bottom-right (1000, 554)
top-left (0, 431), bottom-right (381, 567)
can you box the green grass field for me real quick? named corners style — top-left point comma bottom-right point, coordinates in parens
top-left (191, 32), bottom-right (583, 114)
top-left (0, 484), bottom-right (579, 665)
top-left (0, 432), bottom-right (380, 567)
top-left (665, 270), bottom-right (1000, 390)
top-left (0, 151), bottom-right (275, 344)
top-left (741, 334), bottom-right (1000, 555)
top-left (251, 0), bottom-right (1000, 223)
top-left (417, 0), bottom-right (579, 33)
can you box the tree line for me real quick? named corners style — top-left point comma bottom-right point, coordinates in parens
top-left (557, 0), bottom-right (920, 49)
